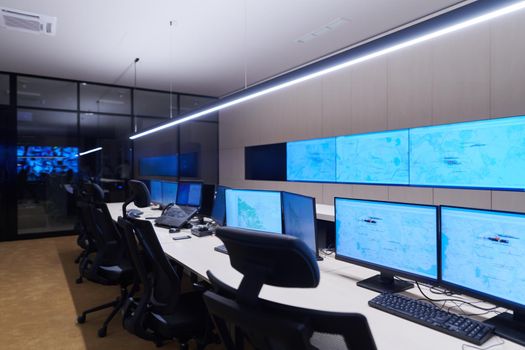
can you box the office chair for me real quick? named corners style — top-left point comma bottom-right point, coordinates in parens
top-left (204, 227), bottom-right (377, 350)
top-left (74, 181), bottom-right (97, 265)
top-left (117, 180), bottom-right (212, 349)
top-left (75, 182), bottom-right (136, 338)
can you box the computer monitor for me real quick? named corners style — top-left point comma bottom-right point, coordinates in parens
top-left (282, 192), bottom-right (321, 260)
top-left (149, 180), bottom-right (162, 205)
top-left (161, 181), bottom-right (178, 205)
top-left (176, 182), bottom-right (203, 207)
top-left (335, 198), bottom-right (438, 293)
top-left (225, 189), bottom-right (282, 234)
top-left (211, 185), bottom-right (228, 226)
top-left (441, 206), bottom-right (525, 346)
top-left (287, 137), bottom-right (336, 182)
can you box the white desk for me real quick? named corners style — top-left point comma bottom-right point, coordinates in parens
top-left (316, 203), bottom-right (334, 222)
top-left (108, 202), bottom-right (522, 350)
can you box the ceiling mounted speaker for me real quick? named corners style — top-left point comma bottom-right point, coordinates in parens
top-left (0, 7), bottom-right (56, 36)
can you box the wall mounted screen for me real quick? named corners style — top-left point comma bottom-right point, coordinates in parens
top-left (335, 198), bottom-right (438, 280)
top-left (17, 146), bottom-right (78, 181)
top-left (410, 116), bottom-right (525, 190)
top-left (287, 137), bottom-right (336, 182)
top-left (139, 155), bottom-right (178, 177)
top-left (336, 129), bottom-right (409, 184)
top-left (225, 189), bottom-right (282, 234)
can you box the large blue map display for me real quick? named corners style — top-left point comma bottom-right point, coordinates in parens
top-left (441, 207), bottom-right (525, 307)
top-left (336, 130), bottom-right (409, 184)
top-left (335, 198), bottom-right (438, 279)
top-left (225, 189), bottom-right (282, 234)
top-left (287, 138), bottom-right (336, 182)
top-left (409, 116), bottom-right (525, 189)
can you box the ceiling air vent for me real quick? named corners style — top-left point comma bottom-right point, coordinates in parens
top-left (0, 7), bottom-right (56, 35)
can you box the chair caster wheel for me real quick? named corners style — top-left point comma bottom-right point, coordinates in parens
top-left (97, 327), bottom-right (107, 337)
top-left (76, 315), bottom-right (86, 324)
top-left (75, 277), bottom-right (83, 284)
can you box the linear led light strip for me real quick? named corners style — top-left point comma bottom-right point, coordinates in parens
top-left (130, 1), bottom-right (525, 140)
top-left (78, 147), bottom-right (103, 156)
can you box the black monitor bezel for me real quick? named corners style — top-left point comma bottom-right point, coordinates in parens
top-left (281, 191), bottom-right (320, 257)
top-left (439, 205), bottom-right (525, 314)
top-left (334, 196), bottom-right (440, 285)
top-left (176, 181), bottom-right (203, 207)
top-left (224, 188), bottom-right (283, 234)
top-left (210, 185), bottom-right (229, 226)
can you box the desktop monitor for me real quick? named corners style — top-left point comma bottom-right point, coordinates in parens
top-left (335, 198), bottom-right (438, 293)
top-left (225, 189), bottom-right (282, 234)
top-left (161, 181), bottom-right (178, 205)
top-left (211, 185), bottom-right (229, 226)
top-left (176, 182), bottom-right (203, 207)
top-left (441, 206), bottom-right (525, 345)
top-left (149, 180), bottom-right (162, 204)
top-left (282, 192), bottom-right (320, 259)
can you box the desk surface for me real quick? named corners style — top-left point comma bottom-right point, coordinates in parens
top-left (108, 202), bottom-right (522, 350)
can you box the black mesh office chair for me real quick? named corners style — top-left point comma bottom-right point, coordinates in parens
top-left (204, 227), bottom-right (377, 350)
top-left (75, 183), bottom-right (136, 338)
top-left (117, 180), bottom-right (212, 349)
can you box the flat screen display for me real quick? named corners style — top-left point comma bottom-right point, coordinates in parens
top-left (441, 206), bottom-right (525, 307)
top-left (149, 181), bottom-right (162, 204)
top-left (409, 116), bottom-right (525, 189)
top-left (139, 155), bottom-right (178, 177)
top-left (161, 181), bottom-right (178, 204)
top-left (335, 198), bottom-right (438, 280)
top-left (336, 130), bottom-right (409, 184)
top-left (225, 189), bottom-right (282, 234)
top-left (287, 137), bottom-right (336, 182)
top-left (282, 192), bottom-right (317, 255)
top-left (211, 185), bottom-right (228, 226)
top-left (17, 145), bottom-right (79, 181)
top-left (176, 182), bottom-right (202, 207)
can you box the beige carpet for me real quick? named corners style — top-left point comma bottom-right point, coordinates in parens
top-left (0, 235), bottom-right (223, 350)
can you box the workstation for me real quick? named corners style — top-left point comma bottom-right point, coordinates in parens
top-left (2, 1), bottom-right (525, 349)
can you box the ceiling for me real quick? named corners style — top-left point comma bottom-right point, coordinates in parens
top-left (0, 0), bottom-right (469, 97)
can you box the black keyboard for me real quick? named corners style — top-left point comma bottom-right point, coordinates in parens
top-left (214, 244), bottom-right (228, 255)
top-left (369, 293), bottom-right (494, 345)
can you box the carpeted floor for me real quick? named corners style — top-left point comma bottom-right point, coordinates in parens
top-left (0, 235), bottom-right (223, 350)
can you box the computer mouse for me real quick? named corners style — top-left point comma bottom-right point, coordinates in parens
top-left (169, 228), bottom-right (180, 233)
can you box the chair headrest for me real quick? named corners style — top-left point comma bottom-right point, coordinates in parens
top-left (128, 180), bottom-right (150, 208)
top-left (215, 227), bottom-right (320, 293)
top-left (84, 182), bottom-right (105, 202)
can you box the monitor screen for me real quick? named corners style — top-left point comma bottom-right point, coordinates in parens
top-left (161, 181), bottom-right (178, 205)
top-left (441, 206), bottom-right (525, 308)
top-left (139, 155), bottom-right (178, 177)
top-left (409, 115), bottom-right (525, 190)
top-left (335, 198), bottom-right (438, 281)
top-left (149, 180), bottom-right (162, 204)
top-left (176, 182), bottom-right (202, 207)
top-left (211, 185), bottom-right (228, 226)
top-left (225, 189), bottom-right (282, 234)
top-left (287, 137), bottom-right (336, 182)
top-left (18, 145), bottom-right (79, 180)
top-left (282, 192), bottom-right (317, 255)
top-left (336, 129), bottom-right (409, 184)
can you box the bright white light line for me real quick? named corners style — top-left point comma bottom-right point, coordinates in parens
top-left (78, 147), bottom-right (103, 156)
top-left (130, 1), bottom-right (525, 140)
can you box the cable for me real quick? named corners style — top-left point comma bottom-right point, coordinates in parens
top-left (461, 336), bottom-right (504, 350)
top-left (416, 282), bottom-right (500, 312)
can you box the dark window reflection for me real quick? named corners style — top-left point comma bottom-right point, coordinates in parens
top-left (0, 74), bottom-right (9, 105)
top-left (17, 76), bottom-right (77, 110)
top-left (80, 83), bottom-right (131, 114)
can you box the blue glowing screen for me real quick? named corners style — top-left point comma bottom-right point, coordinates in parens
top-left (149, 181), bottom-right (162, 204)
top-left (17, 146), bottom-right (78, 180)
top-left (176, 182), bottom-right (202, 207)
top-left (336, 198), bottom-right (438, 280)
top-left (139, 155), bottom-right (178, 177)
top-left (161, 182), bottom-right (178, 204)
top-left (287, 138), bottom-right (336, 182)
top-left (211, 186), bottom-right (228, 226)
top-left (225, 189), bottom-right (282, 234)
top-left (282, 192), bottom-right (317, 255)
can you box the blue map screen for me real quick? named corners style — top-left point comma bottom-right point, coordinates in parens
top-left (409, 116), bottom-right (525, 189)
top-left (161, 182), bottom-right (178, 204)
top-left (176, 182), bottom-right (202, 206)
top-left (441, 207), bottom-right (525, 307)
top-left (336, 130), bottom-right (409, 184)
top-left (282, 192), bottom-right (316, 255)
top-left (336, 198), bottom-right (438, 279)
top-left (225, 189), bottom-right (282, 234)
top-left (287, 138), bottom-right (336, 182)
top-left (149, 181), bottom-right (162, 204)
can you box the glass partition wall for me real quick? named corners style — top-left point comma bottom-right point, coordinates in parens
top-left (0, 72), bottom-right (217, 240)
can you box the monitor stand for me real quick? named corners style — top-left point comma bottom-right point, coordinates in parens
top-left (484, 310), bottom-right (525, 346)
top-left (356, 272), bottom-right (413, 293)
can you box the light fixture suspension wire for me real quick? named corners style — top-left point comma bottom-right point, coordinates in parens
top-left (243, 0), bottom-right (248, 89)
top-left (169, 20), bottom-right (174, 119)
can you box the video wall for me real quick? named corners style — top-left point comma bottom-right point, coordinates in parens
top-left (139, 152), bottom-right (199, 178)
top-left (286, 115), bottom-right (525, 191)
top-left (17, 146), bottom-right (79, 181)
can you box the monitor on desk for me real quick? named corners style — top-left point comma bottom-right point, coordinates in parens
top-left (161, 181), bottom-right (178, 205)
top-left (335, 198), bottom-right (438, 293)
top-left (211, 185), bottom-right (229, 226)
top-left (176, 182), bottom-right (202, 207)
top-left (149, 180), bottom-right (162, 205)
top-left (282, 192), bottom-right (321, 260)
top-left (441, 206), bottom-right (525, 346)
top-left (225, 189), bottom-right (282, 234)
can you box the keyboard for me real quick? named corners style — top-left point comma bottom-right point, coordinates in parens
top-left (126, 209), bottom-right (143, 217)
top-left (369, 293), bottom-right (494, 345)
top-left (214, 244), bottom-right (228, 255)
